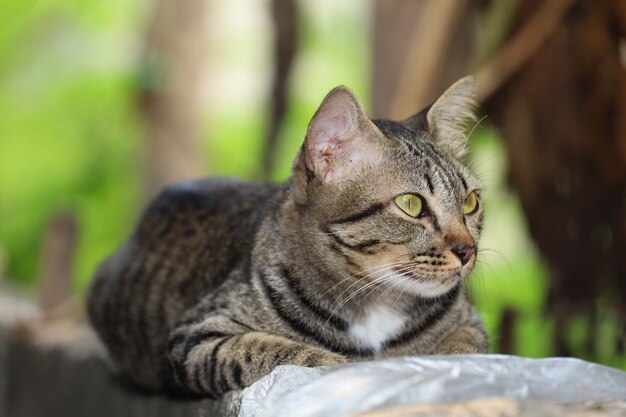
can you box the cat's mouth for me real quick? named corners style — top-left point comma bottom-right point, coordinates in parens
top-left (391, 258), bottom-right (474, 283)
top-left (387, 267), bottom-right (460, 297)
top-left (393, 267), bottom-right (464, 281)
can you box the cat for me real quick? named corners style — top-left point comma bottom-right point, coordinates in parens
top-left (87, 76), bottom-right (488, 398)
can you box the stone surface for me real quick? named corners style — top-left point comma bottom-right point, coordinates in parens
top-left (1, 291), bottom-right (625, 417)
top-left (355, 398), bottom-right (626, 417)
top-left (0, 291), bottom-right (237, 417)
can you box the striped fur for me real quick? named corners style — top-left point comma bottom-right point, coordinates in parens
top-left (87, 77), bottom-right (488, 397)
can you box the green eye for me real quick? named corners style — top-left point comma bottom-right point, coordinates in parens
top-left (395, 194), bottom-right (423, 217)
top-left (462, 191), bottom-right (478, 215)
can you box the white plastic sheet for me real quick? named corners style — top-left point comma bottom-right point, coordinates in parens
top-left (238, 354), bottom-right (626, 417)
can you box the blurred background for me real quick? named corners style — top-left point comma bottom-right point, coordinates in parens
top-left (0, 0), bottom-right (624, 369)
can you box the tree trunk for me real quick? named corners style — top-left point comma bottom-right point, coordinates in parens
top-left (137, 0), bottom-right (210, 199)
top-left (261, 0), bottom-right (297, 180)
top-left (373, 0), bottom-right (626, 358)
top-left (484, 0), bottom-right (626, 355)
top-left (372, 0), bottom-right (479, 119)
top-left (38, 212), bottom-right (76, 312)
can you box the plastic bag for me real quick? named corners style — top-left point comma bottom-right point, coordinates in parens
top-left (238, 354), bottom-right (626, 417)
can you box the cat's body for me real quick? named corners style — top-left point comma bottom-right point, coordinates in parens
top-left (88, 77), bottom-right (488, 397)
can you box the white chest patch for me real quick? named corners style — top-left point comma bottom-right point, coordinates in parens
top-left (349, 305), bottom-right (408, 352)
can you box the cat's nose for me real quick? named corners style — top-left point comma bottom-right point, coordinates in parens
top-left (451, 243), bottom-right (476, 265)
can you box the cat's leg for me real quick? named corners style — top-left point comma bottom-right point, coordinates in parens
top-left (163, 328), bottom-right (345, 397)
top-left (433, 323), bottom-right (488, 354)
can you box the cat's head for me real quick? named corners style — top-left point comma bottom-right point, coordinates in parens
top-left (292, 76), bottom-right (481, 298)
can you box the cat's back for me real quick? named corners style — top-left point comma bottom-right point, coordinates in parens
top-left (87, 178), bottom-right (280, 385)
top-left (132, 177), bottom-right (281, 296)
top-left (138, 178), bottom-right (279, 250)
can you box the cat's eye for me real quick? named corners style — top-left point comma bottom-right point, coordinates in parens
top-left (462, 191), bottom-right (479, 215)
top-left (395, 194), bottom-right (423, 217)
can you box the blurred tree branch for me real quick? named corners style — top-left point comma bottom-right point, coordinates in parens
top-left (484, 0), bottom-right (626, 356)
top-left (373, 0), bottom-right (479, 119)
top-left (137, 0), bottom-right (210, 198)
top-left (38, 212), bottom-right (76, 312)
top-left (476, 0), bottom-right (574, 103)
top-left (374, 0), bottom-right (626, 359)
top-left (387, 0), bottom-right (471, 119)
top-left (261, 0), bottom-right (298, 180)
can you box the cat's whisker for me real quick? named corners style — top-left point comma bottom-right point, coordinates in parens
top-left (361, 264), bottom-right (421, 305)
top-left (378, 276), bottom-right (410, 306)
top-left (326, 263), bottom-right (417, 321)
top-left (316, 259), bottom-right (411, 305)
top-left (322, 276), bottom-right (390, 331)
top-left (312, 260), bottom-right (402, 299)
top-left (315, 253), bottom-right (411, 300)
top-left (373, 279), bottom-right (400, 304)
top-left (468, 150), bottom-right (507, 170)
top-left (335, 267), bottom-right (404, 307)
top-left (372, 264), bottom-right (425, 304)
top-left (392, 273), bottom-right (418, 306)
top-left (470, 262), bottom-right (489, 301)
top-left (478, 248), bottom-right (512, 271)
top-left (466, 115), bottom-right (488, 142)
top-left (464, 277), bottom-right (476, 302)
top-left (357, 278), bottom-right (393, 306)
top-left (474, 255), bottom-right (496, 274)
top-left (337, 263), bottom-right (428, 310)
top-left (468, 156), bottom-right (507, 183)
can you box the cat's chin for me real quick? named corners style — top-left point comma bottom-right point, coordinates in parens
top-left (387, 270), bottom-right (461, 298)
top-left (412, 279), bottom-right (459, 298)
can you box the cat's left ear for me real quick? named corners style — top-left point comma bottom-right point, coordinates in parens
top-left (404, 76), bottom-right (477, 158)
top-left (297, 86), bottom-right (381, 184)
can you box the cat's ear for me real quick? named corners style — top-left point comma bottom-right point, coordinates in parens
top-left (299, 86), bottom-right (380, 183)
top-left (404, 76), bottom-right (477, 158)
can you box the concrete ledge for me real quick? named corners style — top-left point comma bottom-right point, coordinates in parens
top-left (2, 291), bottom-right (625, 417)
top-left (0, 292), bottom-right (238, 417)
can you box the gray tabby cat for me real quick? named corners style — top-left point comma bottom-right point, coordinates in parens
top-left (87, 76), bottom-right (488, 398)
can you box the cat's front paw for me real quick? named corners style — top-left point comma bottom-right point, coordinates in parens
top-left (298, 348), bottom-right (347, 368)
top-left (434, 342), bottom-right (480, 355)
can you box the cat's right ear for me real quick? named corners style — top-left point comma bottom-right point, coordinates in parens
top-left (403, 76), bottom-right (477, 158)
top-left (294, 86), bottom-right (381, 188)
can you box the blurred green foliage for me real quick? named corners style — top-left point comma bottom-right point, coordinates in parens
top-left (0, 0), bottom-right (147, 292)
top-left (0, 0), bottom-right (371, 293)
top-left (0, 0), bottom-right (623, 369)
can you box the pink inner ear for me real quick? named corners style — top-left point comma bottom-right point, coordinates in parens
top-left (306, 112), bottom-right (350, 174)
top-left (303, 88), bottom-right (379, 182)
top-left (317, 112), bottom-right (349, 138)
